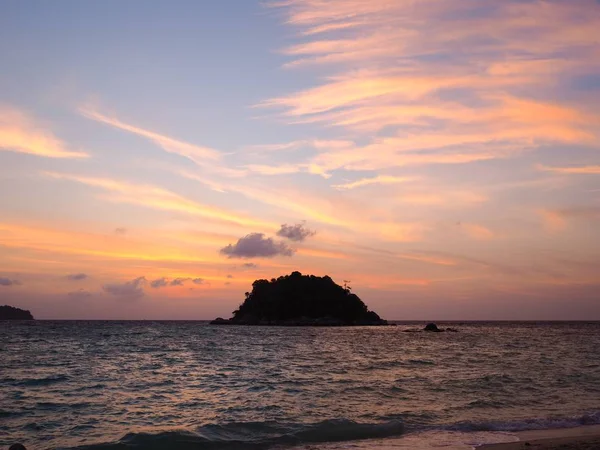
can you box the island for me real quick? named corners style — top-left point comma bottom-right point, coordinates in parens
top-left (0, 305), bottom-right (34, 320)
top-left (211, 271), bottom-right (388, 326)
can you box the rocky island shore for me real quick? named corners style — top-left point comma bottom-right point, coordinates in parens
top-left (211, 271), bottom-right (389, 326)
top-left (0, 305), bottom-right (34, 320)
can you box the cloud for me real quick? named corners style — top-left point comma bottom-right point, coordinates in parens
top-left (102, 276), bottom-right (146, 299)
top-left (226, 274), bottom-right (233, 279)
top-left (220, 233), bottom-right (295, 258)
top-left (66, 273), bottom-right (88, 281)
top-left (377, 222), bottom-right (428, 242)
top-left (0, 105), bottom-right (88, 158)
top-left (277, 222), bottom-right (316, 242)
top-left (540, 210), bottom-right (567, 233)
top-left (150, 277), bottom-right (198, 287)
top-left (150, 278), bottom-right (169, 288)
top-left (332, 175), bottom-right (416, 190)
top-left (537, 206), bottom-right (600, 233)
top-left (45, 172), bottom-right (275, 229)
top-left (242, 263), bottom-right (258, 269)
top-left (558, 207), bottom-right (600, 220)
top-left (459, 223), bottom-right (495, 240)
top-left (79, 107), bottom-right (220, 167)
top-left (537, 165), bottom-right (600, 175)
top-left (114, 228), bottom-right (127, 235)
top-left (245, 163), bottom-right (332, 178)
top-left (0, 277), bottom-right (20, 287)
top-left (243, 139), bottom-right (353, 155)
top-left (541, 207), bottom-right (600, 232)
top-left (258, 0), bottom-right (600, 174)
top-left (67, 289), bottom-right (92, 300)
top-left (394, 190), bottom-right (487, 206)
top-left (0, 222), bottom-right (232, 267)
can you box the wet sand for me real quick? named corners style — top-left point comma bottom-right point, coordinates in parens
top-left (480, 425), bottom-right (600, 450)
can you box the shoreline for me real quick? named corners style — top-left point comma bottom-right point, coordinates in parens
top-left (480, 425), bottom-right (600, 449)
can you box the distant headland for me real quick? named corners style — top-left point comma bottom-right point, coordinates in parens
top-left (0, 305), bottom-right (34, 320)
top-left (211, 271), bottom-right (388, 326)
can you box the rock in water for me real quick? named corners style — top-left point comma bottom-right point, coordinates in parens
top-left (10, 444), bottom-right (28, 450)
top-left (211, 271), bottom-right (388, 326)
top-left (424, 323), bottom-right (442, 332)
top-left (209, 317), bottom-right (233, 325)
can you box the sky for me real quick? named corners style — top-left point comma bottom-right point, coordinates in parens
top-left (1, 0), bottom-right (599, 320)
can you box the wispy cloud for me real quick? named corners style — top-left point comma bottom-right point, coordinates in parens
top-left (333, 175), bottom-right (416, 190)
top-left (459, 223), bottom-right (495, 241)
top-left (377, 222), bottom-right (428, 243)
top-left (0, 105), bottom-right (88, 158)
top-left (0, 222), bottom-right (230, 265)
top-left (540, 207), bottom-right (600, 232)
top-left (259, 0), bottom-right (600, 177)
top-left (44, 172), bottom-right (275, 229)
top-left (80, 107), bottom-right (219, 163)
top-left (537, 165), bottom-right (600, 175)
top-left (395, 190), bottom-right (487, 206)
top-left (79, 107), bottom-right (249, 179)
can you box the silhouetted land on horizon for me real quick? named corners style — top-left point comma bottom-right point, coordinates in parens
top-left (211, 271), bottom-right (388, 326)
top-left (0, 305), bottom-right (34, 320)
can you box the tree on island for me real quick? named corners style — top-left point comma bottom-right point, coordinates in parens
top-left (212, 271), bottom-right (387, 326)
top-left (0, 305), bottom-right (34, 320)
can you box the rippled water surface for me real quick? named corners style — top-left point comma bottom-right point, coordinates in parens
top-left (1, 321), bottom-right (599, 449)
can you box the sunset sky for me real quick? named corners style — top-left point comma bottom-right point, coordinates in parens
top-left (1, 0), bottom-right (599, 320)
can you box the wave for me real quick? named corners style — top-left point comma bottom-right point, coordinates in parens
top-left (15, 374), bottom-right (70, 387)
top-left (447, 410), bottom-right (600, 432)
top-left (66, 419), bottom-right (405, 450)
top-left (57, 411), bottom-right (600, 450)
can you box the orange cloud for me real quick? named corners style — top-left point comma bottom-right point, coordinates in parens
top-left (0, 222), bottom-right (223, 264)
top-left (539, 207), bottom-right (600, 232)
top-left (395, 190), bottom-right (487, 206)
top-left (537, 165), bottom-right (600, 175)
top-left (539, 210), bottom-right (568, 233)
top-left (296, 247), bottom-right (353, 260)
top-left (260, 0), bottom-right (600, 177)
top-left (332, 175), bottom-right (416, 190)
top-left (377, 222), bottom-right (428, 242)
top-left (44, 172), bottom-right (276, 230)
top-left (0, 105), bottom-right (88, 158)
top-left (460, 223), bottom-right (495, 241)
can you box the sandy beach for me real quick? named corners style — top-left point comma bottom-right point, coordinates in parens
top-left (480, 425), bottom-right (600, 450)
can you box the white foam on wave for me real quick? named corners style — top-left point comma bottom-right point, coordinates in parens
top-left (447, 410), bottom-right (600, 432)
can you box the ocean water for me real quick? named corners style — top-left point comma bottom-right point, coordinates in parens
top-left (1, 321), bottom-right (599, 450)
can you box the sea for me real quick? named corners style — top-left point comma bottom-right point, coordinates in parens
top-left (1, 321), bottom-right (599, 450)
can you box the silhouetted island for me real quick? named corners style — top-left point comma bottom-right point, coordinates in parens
top-left (0, 305), bottom-right (34, 320)
top-left (211, 271), bottom-right (388, 326)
